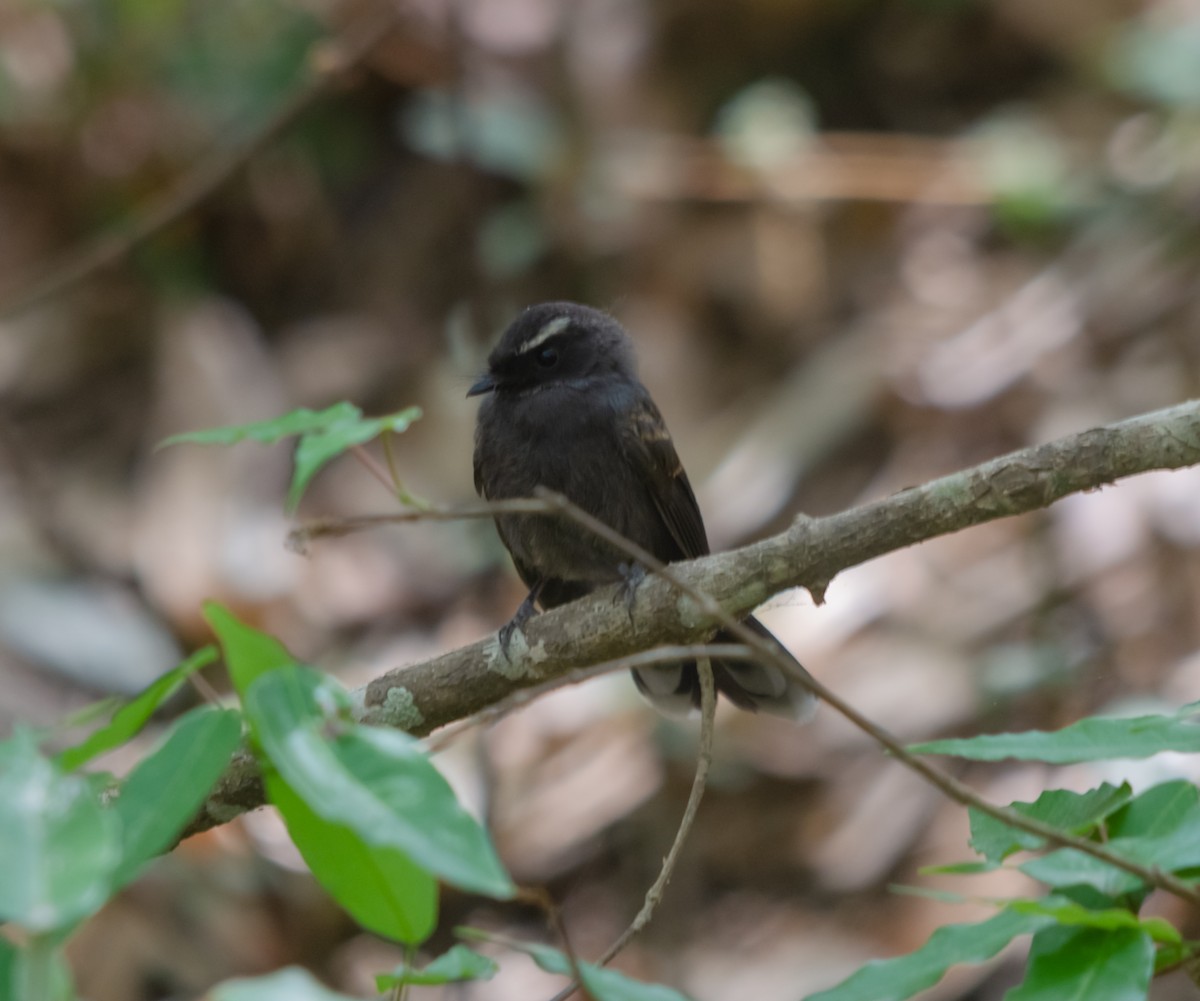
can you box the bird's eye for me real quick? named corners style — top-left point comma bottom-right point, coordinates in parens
top-left (536, 347), bottom-right (559, 368)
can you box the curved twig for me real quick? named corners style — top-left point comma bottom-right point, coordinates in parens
top-left (543, 661), bottom-right (716, 1001)
top-left (531, 490), bottom-right (1200, 913)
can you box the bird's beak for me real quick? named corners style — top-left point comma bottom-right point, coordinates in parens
top-left (467, 373), bottom-right (496, 397)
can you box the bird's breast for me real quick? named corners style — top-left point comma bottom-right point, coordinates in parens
top-left (476, 385), bottom-right (649, 583)
top-left (481, 385), bottom-right (625, 495)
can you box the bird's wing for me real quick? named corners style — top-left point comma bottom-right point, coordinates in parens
top-left (624, 394), bottom-right (710, 560)
top-left (472, 439), bottom-right (487, 498)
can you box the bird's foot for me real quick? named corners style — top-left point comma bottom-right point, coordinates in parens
top-left (498, 590), bottom-right (540, 659)
top-left (615, 562), bottom-right (647, 624)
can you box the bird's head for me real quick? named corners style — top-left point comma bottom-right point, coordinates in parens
top-left (467, 302), bottom-right (637, 398)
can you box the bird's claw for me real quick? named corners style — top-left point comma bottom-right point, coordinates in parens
top-left (498, 591), bottom-right (540, 660)
top-left (615, 562), bottom-right (647, 624)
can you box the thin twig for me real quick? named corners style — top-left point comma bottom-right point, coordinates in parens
top-left (0, 5), bottom-right (408, 317)
top-left (350, 443), bottom-right (401, 497)
top-left (388, 941), bottom-right (416, 1001)
top-left (186, 670), bottom-right (224, 706)
top-left (614, 659), bottom-right (716, 952)
top-left (517, 887), bottom-right (597, 1001)
top-left (286, 499), bottom-right (548, 552)
top-left (532, 489), bottom-right (1200, 913)
top-left (543, 660), bottom-right (717, 1001)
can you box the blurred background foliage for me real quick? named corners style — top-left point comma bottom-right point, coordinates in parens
top-left (2, 0), bottom-right (1200, 998)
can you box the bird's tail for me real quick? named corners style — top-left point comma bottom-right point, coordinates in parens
top-left (631, 615), bottom-right (817, 723)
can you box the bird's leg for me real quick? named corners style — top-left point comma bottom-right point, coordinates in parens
top-left (615, 562), bottom-right (647, 624)
top-left (498, 582), bottom-right (543, 658)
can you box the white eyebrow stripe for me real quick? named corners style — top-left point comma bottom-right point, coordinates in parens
top-left (518, 315), bottom-right (572, 354)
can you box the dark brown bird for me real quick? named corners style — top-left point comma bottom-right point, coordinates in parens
top-left (469, 301), bottom-right (815, 721)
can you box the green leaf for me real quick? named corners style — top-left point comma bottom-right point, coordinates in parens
top-left (110, 707), bottom-right (243, 887)
top-left (918, 861), bottom-right (1001, 876)
top-left (52, 695), bottom-right (124, 733)
top-left (887, 885), bottom-right (970, 905)
top-left (969, 783), bottom-right (1134, 862)
top-left (288, 405), bottom-right (421, 510)
top-left (1106, 780), bottom-right (1198, 839)
top-left (910, 715), bottom-right (1200, 763)
top-left (204, 601), bottom-right (296, 698)
top-left (376, 944), bottom-right (498, 989)
top-left (57, 646), bottom-right (219, 771)
top-left (803, 908), bottom-right (1053, 1001)
top-left (210, 966), bottom-right (363, 1001)
top-left (1006, 896), bottom-right (1180, 944)
top-left (159, 403), bottom-right (364, 447)
top-left (1021, 831), bottom-right (1200, 896)
top-left (267, 772), bottom-right (438, 944)
top-left (1154, 941), bottom-right (1191, 975)
top-left (1020, 851), bottom-right (1142, 898)
top-left (488, 936), bottom-right (693, 1001)
top-left (245, 666), bottom-right (515, 899)
top-left (1004, 926), bottom-right (1154, 1001)
top-left (160, 403), bottom-right (422, 511)
top-left (0, 731), bottom-right (120, 932)
top-left (1020, 781), bottom-right (1200, 896)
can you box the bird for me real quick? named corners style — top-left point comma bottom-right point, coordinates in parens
top-left (469, 301), bottom-right (816, 721)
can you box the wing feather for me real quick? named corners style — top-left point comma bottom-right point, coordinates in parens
top-left (624, 396), bottom-right (710, 560)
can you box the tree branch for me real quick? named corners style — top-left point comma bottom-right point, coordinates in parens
top-left (181, 399), bottom-right (1200, 848)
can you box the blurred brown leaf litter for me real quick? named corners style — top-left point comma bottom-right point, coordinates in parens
top-left (2, 0), bottom-right (1200, 997)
